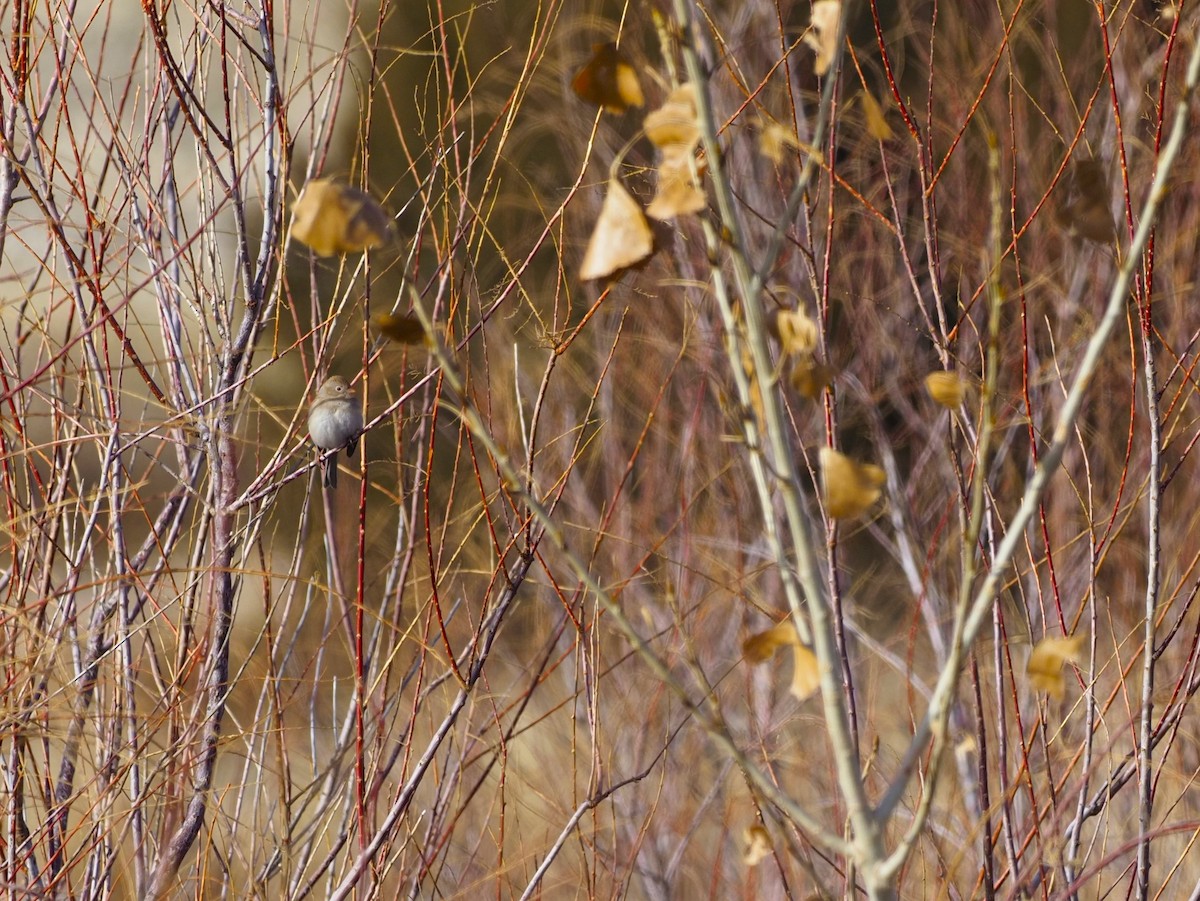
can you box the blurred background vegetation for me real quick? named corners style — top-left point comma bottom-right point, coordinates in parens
top-left (2, 0), bottom-right (1199, 897)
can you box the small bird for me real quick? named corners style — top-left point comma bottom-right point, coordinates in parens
top-left (307, 375), bottom-right (363, 488)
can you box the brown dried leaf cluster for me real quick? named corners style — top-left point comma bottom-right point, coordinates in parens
top-left (645, 85), bottom-right (707, 220)
top-left (773, 308), bottom-right (834, 399)
top-left (577, 79), bottom-right (710, 280)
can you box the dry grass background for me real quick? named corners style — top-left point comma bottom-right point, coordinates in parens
top-left (2, 0), bottom-right (1200, 898)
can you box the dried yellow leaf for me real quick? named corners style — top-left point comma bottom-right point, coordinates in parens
top-left (740, 343), bottom-right (765, 424)
top-left (571, 43), bottom-right (645, 113)
top-left (861, 90), bottom-right (894, 141)
top-left (790, 356), bottom-right (836, 399)
top-left (644, 85), bottom-right (700, 154)
top-left (925, 371), bottom-right (967, 409)
top-left (742, 621), bottom-right (800, 663)
top-left (371, 312), bottom-right (426, 345)
top-left (819, 447), bottom-right (886, 519)
top-left (758, 118), bottom-right (799, 164)
top-left (616, 66), bottom-right (644, 112)
top-left (743, 622), bottom-right (819, 701)
top-left (803, 0), bottom-right (842, 76)
top-left (1028, 634), bottom-right (1087, 700)
top-left (642, 86), bottom-right (708, 220)
top-left (742, 824), bottom-right (773, 867)
top-left (776, 309), bottom-right (818, 357)
top-left (579, 179), bottom-right (654, 281)
top-left (955, 735), bottom-right (978, 758)
top-left (789, 643), bottom-right (820, 701)
top-left (646, 150), bottom-right (706, 220)
top-left (292, 179), bottom-right (393, 257)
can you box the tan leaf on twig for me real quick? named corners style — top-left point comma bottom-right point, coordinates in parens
top-left (739, 344), bottom-right (765, 423)
top-left (743, 621), bottom-right (820, 702)
top-left (646, 150), bottom-right (707, 220)
top-left (790, 356), bottom-right (836, 399)
top-left (758, 117), bottom-right (799, 164)
top-left (292, 179), bottom-right (393, 256)
top-left (571, 43), bottom-right (644, 113)
top-left (803, 1), bottom-right (842, 76)
top-left (789, 643), bottom-right (820, 701)
top-left (742, 621), bottom-right (800, 663)
top-left (742, 824), bottom-right (773, 867)
top-left (644, 86), bottom-right (706, 219)
top-left (861, 90), bottom-right (894, 141)
top-left (371, 313), bottom-right (426, 346)
top-left (1027, 634), bottom-right (1087, 699)
top-left (776, 309), bottom-right (819, 357)
top-left (644, 85), bottom-right (700, 155)
top-left (819, 447), bottom-right (886, 519)
top-left (924, 371), bottom-right (967, 409)
top-left (580, 179), bottom-right (654, 280)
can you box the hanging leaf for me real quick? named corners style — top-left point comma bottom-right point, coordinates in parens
top-left (775, 309), bottom-right (819, 357)
top-left (646, 151), bottom-right (707, 220)
top-left (571, 42), bottom-right (644, 113)
top-left (861, 90), bottom-right (894, 141)
top-left (579, 178), bottom-right (654, 280)
top-left (743, 620), bottom-right (820, 702)
top-left (955, 735), bottom-right (978, 758)
top-left (740, 344), bottom-right (765, 423)
top-left (371, 312), bottom-right (426, 345)
top-left (758, 117), bottom-right (799, 164)
top-left (803, 1), bottom-right (842, 76)
top-left (819, 447), bottom-right (885, 519)
top-left (292, 179), bottom-right (394, 256)
top-left (924, 371), bottom-right (967, 409)
top-left (790, 356), bottom-right (836, 399)
top-left (789, 644), bottom-right (821, 701)
top-left (742, 620), bottom-right (800, 663)
top-left (642, 86), bottom-right (706, 220)
top-left (742, 825), bottom-right (773, 867)
top-left (770, 308), bottom-right (832, 399)
top-left (644, 85), bottom-right (700, 155)
top-left (1027, 634), bottom-right (1087, 699)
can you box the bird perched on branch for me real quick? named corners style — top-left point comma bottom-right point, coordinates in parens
top-left (308, 375), bottom-right (363, 488)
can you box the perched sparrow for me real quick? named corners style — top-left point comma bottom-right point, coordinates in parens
top-left (307, 375), bottom-right (363, 488)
